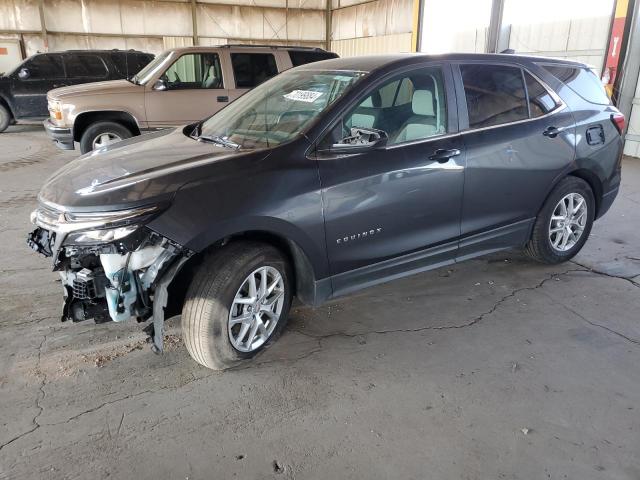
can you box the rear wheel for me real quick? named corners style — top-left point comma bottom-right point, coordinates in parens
top-left (181, 242), bottom-right (293, 370)
top-left (0, 104), bottom-right (11, 133)
top-left (79, 121), bottom-right (132, 154)
top-left (525, 176), bottom-right (595, 263)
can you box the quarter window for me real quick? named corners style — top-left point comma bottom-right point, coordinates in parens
top-left (64, 55), bottom-right (108, 77)
top-left (231, 53), bottom-right (278, 88)
top-left (524, 71), bottom-right (558, 117)
top-left (162, 53), bottom-right (223, 90)
top-left (325, 67), bottom-right (447, 147)
top-left (540, 64), bottom-right (610, 105)
top-left (460, 64), bottom-right (528, 129)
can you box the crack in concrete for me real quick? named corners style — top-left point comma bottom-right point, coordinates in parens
top-left (289, 268), bottom-right (585, 343)
top-left (570, 260), bottom-right (640, 288)
top-left (0, 333), bottom-right (48, 451)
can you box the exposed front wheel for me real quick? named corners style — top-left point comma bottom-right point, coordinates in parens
top-left (0, 104), bottom-right (11, 133)
top-left (525, 176), bottom-right (595, 263)
top-left (79, 121), bottom-right (132, 154)
top-left (181, 242), bottom-right (293, 370)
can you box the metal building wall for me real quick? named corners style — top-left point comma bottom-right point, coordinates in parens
top-left (330, 0), bottom-right (413, 57)
top-left (0, 0), bottom-right (327, 59)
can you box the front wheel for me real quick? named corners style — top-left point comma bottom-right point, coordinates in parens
top-left (0, 104), bottom-right (11, 132)
top-left (79, 121), bottom-right (132, 154)
top-left (181, 242), bottom-right (293, 370)
top-left (525, 176), bottom-right (595, 264)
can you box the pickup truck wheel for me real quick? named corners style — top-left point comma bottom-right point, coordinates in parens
top-left (181, 242), bottom-right (293, 370)
top-left (79, 121), bottom-right (132, 154)
top-left (0, 104), bottom-right (11, 132)
top-left (525, 176), bottom-right (595, 264)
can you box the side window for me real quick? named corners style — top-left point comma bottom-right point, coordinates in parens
top-left (524, 71), bottom-right (558, 117)
top-left (64, 55), bottom-right (108, 78)
top-left (539, 64), bottom-right (611, 105)
top-left (327, 67), bottom-right (447, 146)
top-left (21, 54), bottom-right (65, 79)
top-left (231, 53), bottom-right (278, 88)
top-left (162, 53), bottom-right (223, 90)
top-left (288, 50), bottom-right (338, 67)
top-left (460, 64), bottom-right (528, 129)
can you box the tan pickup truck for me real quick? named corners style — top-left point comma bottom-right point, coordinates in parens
top-left (44, 45), bottom-right (337, 154)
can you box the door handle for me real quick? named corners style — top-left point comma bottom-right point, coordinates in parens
top-left (542, 126), bottom-right (565, 138)
top-left (429, 148), bottom-right (461, 163)
top-left (217, 96), bottom-right (229, 102)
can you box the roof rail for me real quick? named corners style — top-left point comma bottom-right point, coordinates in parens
top-left (219, 44), bottom-right (328, 52)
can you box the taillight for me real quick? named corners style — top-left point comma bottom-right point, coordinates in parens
top-left (611, 112), bottom-right (625, 135)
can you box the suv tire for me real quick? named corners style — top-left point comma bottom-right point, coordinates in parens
top-left (79, 121), bottom-right (132, 154)
top-left (181, 242), bottom-right (293, 370)
top-left (525, 176), bottom-right (595, 264)
top-left (0, 104), bottom-right (11, 133)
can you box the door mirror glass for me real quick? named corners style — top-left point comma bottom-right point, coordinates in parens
top-left (327, 127), bottom-right (388, 154)
top-left (153, 79), bottom-right (167, 91)
top-left (18, 68), bottom-right (30, 80)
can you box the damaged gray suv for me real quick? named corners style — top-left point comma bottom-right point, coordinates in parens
top-left (28, 54), bottom-right (624, 370)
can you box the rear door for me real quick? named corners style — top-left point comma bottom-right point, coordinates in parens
top-left (454, 62), bottom-right (575, 259)
top-left (317, 63), bottom-right (465, 294)
top-left (63, 54), bottom-right (109, 86)
top-left (144, 51), bottom-right (230, 127)
top-left (10, 54), bottom-right (66, 118)
top-left (227, 51), bottom-right (281, 103)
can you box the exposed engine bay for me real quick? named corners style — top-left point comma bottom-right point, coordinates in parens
top-left (27, 202), bottom-right (191, 352)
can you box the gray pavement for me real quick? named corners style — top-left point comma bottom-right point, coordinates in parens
top-left (1, 125), bottom-right (639, 479)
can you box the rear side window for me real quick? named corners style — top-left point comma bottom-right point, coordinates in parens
top-left (64, 55), bottom-right (108, 78)
top-left (524, 71), bottom-right (558, 117)
top-left (288, 50), bottom-right (338, 67)
top-left (540, 65), bottom-right (610, 105)
top-left (231, 53), bottom-right (278, 88)
top-left (23, 54), bottom-right (65, 79)
top-left (110, 53), bottom-right (154, 77)
top-left (460, 64), bottom-right (528, 129)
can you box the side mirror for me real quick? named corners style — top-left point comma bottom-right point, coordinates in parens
top-left (18, 68), bottom-right (30, 80)
top-left (326, 127), bottom-right (388, 155)
top-left (152, 79), bottom-right (167, 91)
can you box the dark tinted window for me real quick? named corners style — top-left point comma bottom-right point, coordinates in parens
top-left (231, 53), bottom-right (278, 88)
top-left (540, 64), bottom-right (610, 105)
top-left (23, 54), bottom-right (65, 79)
top-left (460, 64), bottom-right (528, 129)
top-left (524, 71), bottom-right (558, 117)
top-left (110, 52), bottom-right (154, 77)
top-left (288, 50), bottom-right (338, 67)
top-left (64, 55), bottom-right (108, 77)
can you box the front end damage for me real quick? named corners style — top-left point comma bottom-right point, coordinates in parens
top-left (27, 202), bottom-right (191, 352)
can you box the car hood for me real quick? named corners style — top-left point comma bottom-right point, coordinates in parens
top-left (38, 128), bottom-right (268, 211)
top-left (49, 79), bottom-right (142, 100)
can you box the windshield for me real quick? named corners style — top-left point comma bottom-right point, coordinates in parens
top-left (195, 69), bottom-right (367, 149)
top-left (131, 51), bottom-right (172, 85)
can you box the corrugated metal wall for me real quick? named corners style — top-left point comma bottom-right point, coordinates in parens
top-left (330, 0), bottom-right (413, 57)
top-left (0, 0), bottom-right (327, 60)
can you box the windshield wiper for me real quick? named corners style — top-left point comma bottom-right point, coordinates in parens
top-left (196, 135), bottom-right (240, 149)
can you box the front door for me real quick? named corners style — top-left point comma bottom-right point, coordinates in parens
top-left (454, 63), bottom-right (576, 259)
top-left (11, 54), bottom-right (66, 118)
top-left (317, 64), bottom-right (465, 295)
top-left (144, 52), bottom-right (229, 127)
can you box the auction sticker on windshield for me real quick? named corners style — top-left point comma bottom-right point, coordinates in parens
top-left (283, 90), bottom-right (324, 103)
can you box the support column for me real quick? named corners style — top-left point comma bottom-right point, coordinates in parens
top-left (38, 0), bottom-right (48, 51)
top-left (486, 0), bottom-right (505, 53)
top-left (325, 0), bottom-right (332, 51)
top-left (191, 0), bottom-right (198, 46)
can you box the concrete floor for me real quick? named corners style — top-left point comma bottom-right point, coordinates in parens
top-left (1, 125), bottom-right (639, 480)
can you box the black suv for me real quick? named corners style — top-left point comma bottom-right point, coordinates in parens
top-left (27, 54), bottom-right (624, 370)
top-left (0, 49), bottom-right (154, 132)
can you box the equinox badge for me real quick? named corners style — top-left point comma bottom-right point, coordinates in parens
top-left (336, 227), bottom-right (382, 245)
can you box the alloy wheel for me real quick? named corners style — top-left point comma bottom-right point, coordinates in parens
top-left (548, 192), bottom-right (588, 252)
top-left (92, 132), bottom-right (122, 149)
top-left (228, 266), bottom-right (285, 353)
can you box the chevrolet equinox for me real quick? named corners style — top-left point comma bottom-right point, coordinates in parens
top-left (27, 54), bottom-right (624, 370)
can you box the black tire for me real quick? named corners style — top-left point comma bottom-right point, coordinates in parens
top-left (79, 121), bottom-right (132, 154)
top-left (525, 176), bottom-right (595, 264)
top-left (181, 241), bottom-right (293, 370)
top-left (0, 104), bottom-right (11, 133)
